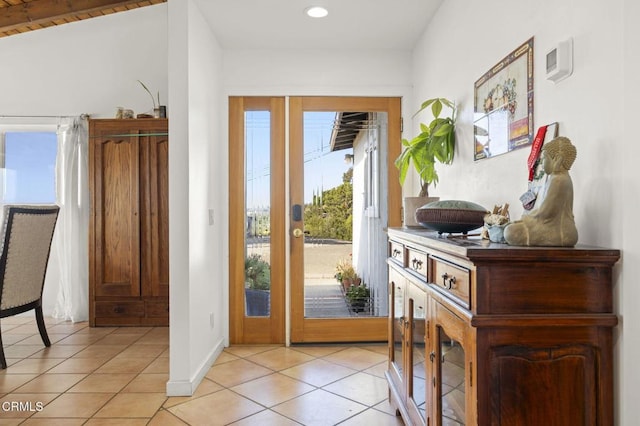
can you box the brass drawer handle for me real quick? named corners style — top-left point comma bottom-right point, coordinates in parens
top-left (441, 273), bottom-right (457, 289)
top-left (392, 248), bottom-right (402, 258)
top-left (412, 258), bottom-right (423, 271)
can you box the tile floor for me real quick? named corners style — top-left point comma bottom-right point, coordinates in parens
top-left (0, 316), bottom-right (403, 425)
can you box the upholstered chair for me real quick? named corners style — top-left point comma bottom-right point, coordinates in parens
top-left (0, 205), bottom-right (60, 369)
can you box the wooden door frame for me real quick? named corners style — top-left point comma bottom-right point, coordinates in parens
top-left (289, 96), bottom-right (402, 343)
top-left (229, 96), bottom-right (286, 344)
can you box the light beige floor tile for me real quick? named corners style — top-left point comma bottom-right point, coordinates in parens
top-left (94, 392), bottom-right (166, 418)
top-left (281, 358), bottom-right (356, 387)
top-left (29, 345), bottom-right (87, 359)
top-left (3, 345), bottom-right (46, 359)
top-left (20, 419), bottom-right (86, 425)
top-left (3, 358), bottom-right (64, 374)
top-left (272, 389), bottom-right (367, 426)
top-left (168, 389), bottom-right (263, 426)
top-left (115, 344), bottom-right (167, 359)
top-left (32, 393), bottom-right (113, 418)
top-left (163, 378), bottom-right (223, 408)
top-left (72, 345), bottom-right (127, 359)
top-left (46, 323), bottom-right (89, 335)
top-left (83, 419), bottom-right (149, 426)
top-left (94, 357), bottom-right (153, 374)
top-left (224, 345), bottom-right (278, 358)
top-left (135, 334), bottom-right (169, 345)
top-left (363, 360), bottom-right (388, 378)
top-left (14, 374), bottom-right (86, 393)
top-left (0, 374), bottom-right (39, 393)
top-left (55, 334), bottom-right (105, 346)
top-left (246, 347), bottom-right (315, 371)
top-left (212, 351), bottom-right (239, 365)
top-left (359, 344), bottom-right (389, 356)
top-left (109, 327), bottom-right (153, 335)
top-left (229, 409), bottom-right (301, 425)
top-left (46, 357), bottom-right (110, 374)
top-left (292, 345), bottom-right (347, 358)
top-left (122, 373), bottom-right (168, 393)
top-left (373, 399), bottom-right (402, 416)
top-left (14, 334), bottom-right (70, 346)
top-left (68, 373), bottom-right (137, 393)
top-left (323, 347), bottom-right (387, 370)
top-left (142, 357), bottom-right (169, 374)
top-left (324, 372), bottom-right (389, 406)
top-left (339, 407), bottom-right (405, 425)
top-left (94, 334), bottom-right (143, 346)
top-left (231, 373), bottom-right (314, 407)
top-left (205, 359), bottom-right (272, 387)
top-left (147, 409), bottom-right (188, 425)
top-left (4, 324), bottom-right (40, 335)
top-left (1, 334), bottom-right (31, 345)
top-left (0, 393), bottom-right (60, 419)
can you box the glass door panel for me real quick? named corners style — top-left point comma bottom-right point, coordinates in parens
top-left (301, 111), bottom-right (388, 319)
top-left (245, 111), bottom-right (271, 317)
top-left (439, 327), bottom-right (466, 425)
top-left (411, 290), bottom-right (427, 420)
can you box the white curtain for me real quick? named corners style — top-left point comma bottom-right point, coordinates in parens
top-left (52, 117), bottom-right (89, 322)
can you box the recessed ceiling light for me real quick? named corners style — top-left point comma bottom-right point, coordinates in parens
top-left (305, 6), bottom-right (329, 18)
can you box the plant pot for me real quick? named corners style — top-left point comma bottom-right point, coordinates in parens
top-left (403, 196), bottom-right (439, 228)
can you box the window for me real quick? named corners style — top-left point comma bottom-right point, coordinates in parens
top-left (1, 131), bottom-right (57, 203)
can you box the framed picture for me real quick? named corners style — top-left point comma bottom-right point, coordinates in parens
top-left (474, 37), bottom-right (534, 160)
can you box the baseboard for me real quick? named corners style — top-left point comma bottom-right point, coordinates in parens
top-left (165, 337), bottom-right (225, 396)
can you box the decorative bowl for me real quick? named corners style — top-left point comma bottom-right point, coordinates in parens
top-left (415, 200), bottom-right (488, 234)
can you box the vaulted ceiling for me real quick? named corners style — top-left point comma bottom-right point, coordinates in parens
top-left (0, 0), bottom-right (166, 38)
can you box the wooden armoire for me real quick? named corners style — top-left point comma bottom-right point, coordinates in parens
top-left (88, 118), bottom-right (169, 326)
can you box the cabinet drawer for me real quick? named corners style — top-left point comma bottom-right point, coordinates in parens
top-left (406, 247), bottom-right (428, 279)
top-left (146, 301), bottom-right (170, 317)
top-left (432, 257), bottom-right (470, 308)
top-left (389, 241), bottom-right (405, 265)
top-left (95, 301), bottom-right (145, 317)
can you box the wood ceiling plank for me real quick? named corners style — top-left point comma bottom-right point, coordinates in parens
top-left (0, 0), bottom-right (165, 35)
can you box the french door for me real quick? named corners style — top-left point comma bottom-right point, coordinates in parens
top-left (229, 96), bottom-right (401, 344)
top-left (229, 97), bottom-right (286, 344)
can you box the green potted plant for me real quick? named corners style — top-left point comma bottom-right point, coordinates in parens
top-left (335, 258), bottom-right (361, 292)
top-left (245, 254), bottom-right (270, 316)
top-left (345, 284), bottom-right (370, 313)
top-left (395, 98), bottom-right (457, 226)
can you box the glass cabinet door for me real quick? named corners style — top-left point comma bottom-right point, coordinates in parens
top-left (390, 268), bottom-right (405, 377)
top-left (437, 325), bottom-right (466, 425)
top-left (410, 286), bottom-right (427, 421)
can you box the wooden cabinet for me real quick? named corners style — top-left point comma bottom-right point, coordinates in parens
top-left (89, 119), bottom-right (169, 326)
top-left (386, 228), bottom-right (619, 426)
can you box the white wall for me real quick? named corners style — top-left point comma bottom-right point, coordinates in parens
top-left (622, 0), bottom-right (640, 424)
top-left (413, 0), bottom-right (632, 422)
top-left (167, 0), bottom-right (225, 396)
top-left (0, 4), bottom-right (168, 316)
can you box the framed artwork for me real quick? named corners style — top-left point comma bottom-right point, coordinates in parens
top-left (474, 37), bottom-right (534, 160)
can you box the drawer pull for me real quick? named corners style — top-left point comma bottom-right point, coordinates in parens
top-left (441, 273), bottom-right (457, 289)
top-left (412, 258), bottom-right (424, 271)
top-left (429, 351), bottom-right (436, 362)
top-left (392, 249), bottom-right (401, 258)
top-left (113, 306), bottom-right (124, 313)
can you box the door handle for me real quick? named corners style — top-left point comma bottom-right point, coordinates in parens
top-left (293, 228), bottom-right (304, 238)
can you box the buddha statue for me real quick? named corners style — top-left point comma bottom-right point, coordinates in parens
top-left (504, 136), bottom-right (578, 247)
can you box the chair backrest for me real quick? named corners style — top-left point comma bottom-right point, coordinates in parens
top-left (0, 205), bottom-right (60, 311)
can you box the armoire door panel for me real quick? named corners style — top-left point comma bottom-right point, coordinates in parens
top-left (94, 137), bottom-right (140, 298)
top-left (140, 135), bottom-right (169, 298)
